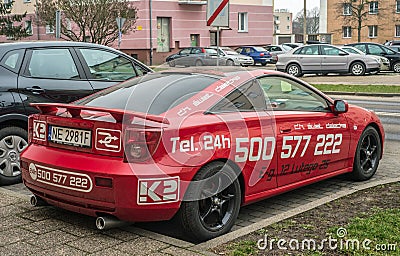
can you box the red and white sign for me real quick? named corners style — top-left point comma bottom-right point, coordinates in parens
top-left (207, 0), bottom-right (230, 27)
top-left (138, 177), bottom-right (180, 205)
top-left (95, 128), bottom-right (121, 152)
top-left (33, 120), bottom-right (46, 141)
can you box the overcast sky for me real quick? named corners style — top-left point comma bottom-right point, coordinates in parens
top-left (274, 0), bottom-right (320, 16)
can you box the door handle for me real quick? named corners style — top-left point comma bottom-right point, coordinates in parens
top-left (26, 86), bottom-right (45, 95)
top-left (280, 128), bottom-right (292, 134)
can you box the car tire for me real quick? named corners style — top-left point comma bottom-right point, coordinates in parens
top-left (226, 59), bottom-right (234, 66)
top-left (168, 60), bottom-right (176, 67)
top-left (178, 161), bottom-right (241, 242)
top-left (350, 62), bottom-right (366, 76)
top-left (393, 62), bottom-right (400, 73)
top-left (0, 126), bottom-right (28, 186)
top-left (286, 63), bottom-right (303, 77)
top-left (350, 126), bottom-right (381, 181)
top-left (261, 62), bottom-right (267, 66)
top-left (195, 60), bottom-right (203, 66)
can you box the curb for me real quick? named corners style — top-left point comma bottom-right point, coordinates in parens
top-left (193, 177), bottom-right (400, 251)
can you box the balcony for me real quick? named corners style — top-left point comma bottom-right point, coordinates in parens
top-left (178, 0), bottom-right (207, 5)
top-left (274, 20), bottom-right (280, 25)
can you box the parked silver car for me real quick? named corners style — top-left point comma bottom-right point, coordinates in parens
top-left (209, 46), bottom-right (254, 66)
top-left (264, 45), bottom-right (289, 64)
top-left (276, 44), bottom-right (380, 77)
top-left (340, 46), bottom-right (390, 73)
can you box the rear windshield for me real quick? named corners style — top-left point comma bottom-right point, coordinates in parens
top-left (254, 47), bottom-right (267, 52)
top-left (75, 73), bottom-right (218, 115)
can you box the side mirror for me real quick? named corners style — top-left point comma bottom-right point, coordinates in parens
top-left (332, 100), bottom-right (348, 114)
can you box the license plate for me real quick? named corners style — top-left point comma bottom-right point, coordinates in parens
top-left (29, 163), bottom-right (93, 193)
top-left (48, 125), bottom-right (91, 148)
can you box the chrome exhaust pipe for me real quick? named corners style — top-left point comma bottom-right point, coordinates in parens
top-left (95, 216), bottom-right (126, 230)
top-left (30, 195), bottom-right (48, 206)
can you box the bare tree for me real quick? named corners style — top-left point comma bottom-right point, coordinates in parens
top-left (36, 0), bottom-right (138, 46)
top-left (0, 1), bottom-right (29, 39)
top-left (293, 7), bottom-right (320, 34)
top-left (334, 0), bottom-right (385, 42)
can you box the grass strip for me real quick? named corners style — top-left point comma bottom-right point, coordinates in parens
top-left (312, 84), bottom-right (400, 93)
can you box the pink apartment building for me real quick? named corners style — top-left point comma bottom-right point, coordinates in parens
top-left (2, 0), bottom-right (274, 65)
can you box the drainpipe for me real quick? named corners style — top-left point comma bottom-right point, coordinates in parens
top-left (149, 0), bottom-right (153, 66)
top-left (35, 0), bottom-right (40, 40)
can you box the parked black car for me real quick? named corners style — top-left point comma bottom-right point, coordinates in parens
top-left (0, 41), bottom-right (152, 185)
top-left (345, 42), bottom-right (400, 73)
top-left (166, 47), bottom-right (228, 67)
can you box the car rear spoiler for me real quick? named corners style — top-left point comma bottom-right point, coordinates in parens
top-left (30, 103), bottom-right (170, 125)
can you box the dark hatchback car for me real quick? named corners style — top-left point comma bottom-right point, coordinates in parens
top-left (345, 42), bottom-right (400, 73)
top-left (235, 46), bottom-right (272, 66)
top-left (166, 47), bottom-right (227, 67)
top-left (0, 41), bottom-right (152, 185)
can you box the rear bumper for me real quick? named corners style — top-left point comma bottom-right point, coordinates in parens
top-left (21, 144), bottom-right (196, 222)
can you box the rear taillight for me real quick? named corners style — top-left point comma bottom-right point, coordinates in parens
top-left (202, 48), bottom-right (206, 53)
top-left (124, 128), bottom-right (162, 162)
top-left (260, 52), bottom-right (265, 57)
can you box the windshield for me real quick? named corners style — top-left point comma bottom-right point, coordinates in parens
top-left (76, 73), bottom-right (218, 115)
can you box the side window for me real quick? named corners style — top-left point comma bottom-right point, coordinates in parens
top-left (79, 48), bottom-right (136, 81)
top-left (258, 76), bottom-right (329, 112)
top-left (209, 80), bottom-right (266, 113)
top-left (134, 63), bottom-right (148, 76)
top-left (368, 45), bottom-right (384, 55)
top-left (27, 48), bottom-right (79, 79)
top-left (300, 46), bottom-right (319, 55)
top-left (191, 48), bottom-right (202, 54)
top-left (353, 44), bottom-right (367, 53)
top-left (180, 48), bottom-right (191, 54)
top-left (321, 46), bottom-right (344, 56)
top-left (0, 49), bottom-right (24, 73)
top-left (235, 48), bottom-right (242, 54)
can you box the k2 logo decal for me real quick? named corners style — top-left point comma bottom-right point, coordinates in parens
top-left (95, 128), bottom-right (121, 152)
top-left (138, 177), bottom-right (180, 205)
top-left (33, 120), bottom-right (46, 141)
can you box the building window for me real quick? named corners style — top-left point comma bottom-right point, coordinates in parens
top-left (287, 25), bottom-right (290, 30)
top-left (369, 1), bottom-right (378, 14)
top-left (45, 25), bottom-right (54, 34)
top-left (368, 25), bottom-right (378, 38)
top-left (287, 16), bottom-right (290, 21)
top-left (238, 12), bottom-right (248, 32)
top-left (396, 25), bottom-right (400, 37)
top-left (342, 26), bottom-right (352, 38)
top-left (397, 1), bottom-right (400, 13)
top-left (275, 16), bottom-right (279, 21)
top-left (25, 20), bottom-right (32, 35)
top-left (343, 3), bottom-right (352, 15)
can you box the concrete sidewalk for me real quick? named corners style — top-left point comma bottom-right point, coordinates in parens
top-left (0, 189), bottom-right (207, 256)
top-left (1, 141), bottom-right (399, 255)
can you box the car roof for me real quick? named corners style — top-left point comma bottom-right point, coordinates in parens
top-left (0, 41), bottom-right (120, 55)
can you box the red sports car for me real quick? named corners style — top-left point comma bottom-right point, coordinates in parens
top-left (21, 69), bottom-right (384, 241)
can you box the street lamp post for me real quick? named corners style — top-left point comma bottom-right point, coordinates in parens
top-left (303, 0), bottom-right (307, 43)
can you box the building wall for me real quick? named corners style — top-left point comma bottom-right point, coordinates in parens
top-left (2, 0), bottom-right (274, 65)
top-left (124, 0), bottom-right (274, 65)
top-left (273, 10), bottom-right (292, 34)
top-left (326, 0), bottom-right (400, 45)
